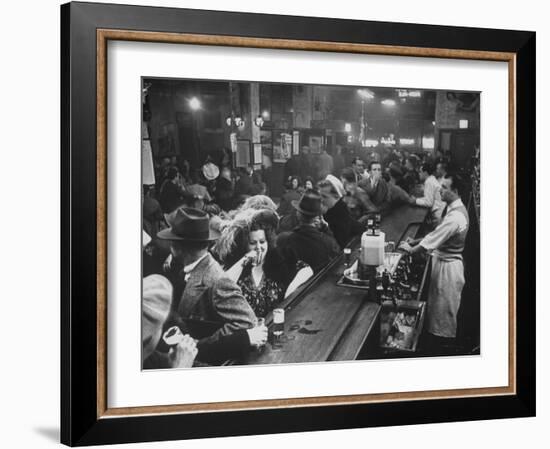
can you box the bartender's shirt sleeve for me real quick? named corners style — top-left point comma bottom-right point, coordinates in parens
top-left (419, 219), bottom-right (459, 251)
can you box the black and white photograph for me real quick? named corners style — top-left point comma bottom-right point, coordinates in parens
top-left (141, 78), bottom-right (481, 369)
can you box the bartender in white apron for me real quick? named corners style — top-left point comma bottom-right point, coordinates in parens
top-left (399, 174), bottom-right (469, 340)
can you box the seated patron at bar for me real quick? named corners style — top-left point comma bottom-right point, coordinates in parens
top-left (142, 274), bottom-right (268, 368)
top-left (276, 190), bottom-right (340, 273)
top-left (158, 167), bottom-right (187, 214)
top-left (318, 175), bottom-right (363, 248)
top-left (214, 166), bottom-right (234, 212)
top-left (358, 161), bottom-right (390, 214)
top-left (157, 207), bottom-right (256, 345)
top-left (386, 166), bottom-right (414, 207)
top-left (218, 208), bottom-right (313, 317)
top-left (142, 274), bottom-right (198, 369)
top-left (340, 167), bottom-right (372, 221)
top-left (187, 169), bottom-right (213, 203)
top-left (411, 162), bottom-right (444, 222)
top-left (401, 155), bottom-right (421, 193)
top-left (351, 157), bottom-right (368, 183)
top-left (277, 176), bottom-right (303, 218)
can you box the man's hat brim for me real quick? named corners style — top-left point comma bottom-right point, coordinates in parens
top-left (291, 200), bottom-right (320, 217)
top-left (156, 227), bottom-right (220, 242)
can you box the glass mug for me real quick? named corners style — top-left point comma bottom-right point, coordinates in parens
top-left (272, 308), bottom-right (285, 338)
top-left (250, 248), bottom-right (263, 266)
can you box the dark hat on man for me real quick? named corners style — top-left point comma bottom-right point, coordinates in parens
top-left (157, 207), bottom-right (220, 241)
top-left (291, 189), bottom-right (322, 217)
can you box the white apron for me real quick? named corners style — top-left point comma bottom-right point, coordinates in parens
top-left (426, 253), bottom-right (465, 338)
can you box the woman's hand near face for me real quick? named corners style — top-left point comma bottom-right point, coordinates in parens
top-left (243, 250), bottom-right (260, 266)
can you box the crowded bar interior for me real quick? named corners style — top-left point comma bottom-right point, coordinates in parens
top-left (141, 78), bottom-right (481, 369)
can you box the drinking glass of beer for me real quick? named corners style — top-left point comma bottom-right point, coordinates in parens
top-left (272, 308), bottom-right (285, 338)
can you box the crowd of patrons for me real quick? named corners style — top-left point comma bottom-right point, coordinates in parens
top-left (142, 145), bottom-right (452, 369)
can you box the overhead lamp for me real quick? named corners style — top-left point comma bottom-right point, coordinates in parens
top-left (357, 88), bottom-right (375, 100)
top-left (226, 116), bottom-right (246, 129)
top-left (381, 99), bottom-right (396, 107)
top-left (188, 96), bottom-right (201, 110)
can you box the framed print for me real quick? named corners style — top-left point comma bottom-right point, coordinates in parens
top-left (273, 131), bottom-right (293, 162)
top-left (235, 140), bottom-right (252, 167)
top-left (61, 1), bottom-right (535, 446)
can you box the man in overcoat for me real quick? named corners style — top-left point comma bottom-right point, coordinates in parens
top-left (157, 207), bottom-right (256, 346)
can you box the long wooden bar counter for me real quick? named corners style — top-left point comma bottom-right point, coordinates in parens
top-left (238, 205), bottom-right (429, 365)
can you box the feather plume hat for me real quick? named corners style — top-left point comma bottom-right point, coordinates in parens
top-left (213, 206), bottom-right (279, 265)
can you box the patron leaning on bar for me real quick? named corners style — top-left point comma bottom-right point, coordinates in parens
top-left (215, 208), bottom-right (313, 318)
top-left (318, 176), bottom-right (364, 248)
top-left (276, 190), bottom-right (340, 273)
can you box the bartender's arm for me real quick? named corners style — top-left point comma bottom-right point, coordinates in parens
top-left (399, 240), bottom-right (425, 255)
top-left (400, 219), bottom-right (458, 254)
top-left (405, 236), bottom-right (422, 246)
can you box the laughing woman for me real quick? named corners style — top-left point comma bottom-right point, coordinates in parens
top-left (214, 208), bottom-right (313, 318)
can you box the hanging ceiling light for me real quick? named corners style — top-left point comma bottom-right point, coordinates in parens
top-left (357, 88), bottom-right (375, 100)
top-left (254, 116), bottom-right (264, 127)
top-left (188, 97), bottom-right (201, 110)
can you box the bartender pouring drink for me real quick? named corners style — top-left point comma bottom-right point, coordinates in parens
top-left (399, 174), bottom-right (469, 348)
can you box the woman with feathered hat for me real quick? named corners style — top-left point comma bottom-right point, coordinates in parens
top-left (213, 207), bottom-right (313, 318)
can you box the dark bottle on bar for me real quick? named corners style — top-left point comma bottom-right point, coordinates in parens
top-left (382, 269), bottom-right (390, 291)
top-left (343, 247), bottom-right (352, 267)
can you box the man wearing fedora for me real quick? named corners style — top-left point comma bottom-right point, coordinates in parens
top-left (157, 207), bottom-right (257, 346)
top-left (276, 190), bottom-right (340, 274)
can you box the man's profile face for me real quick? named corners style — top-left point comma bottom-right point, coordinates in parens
top-left (440, 177), bottom-right (456, 203)
top-left (319, 186), bottom-right (338, 210)
top-left (170, 243), bottom-right (184, 262)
